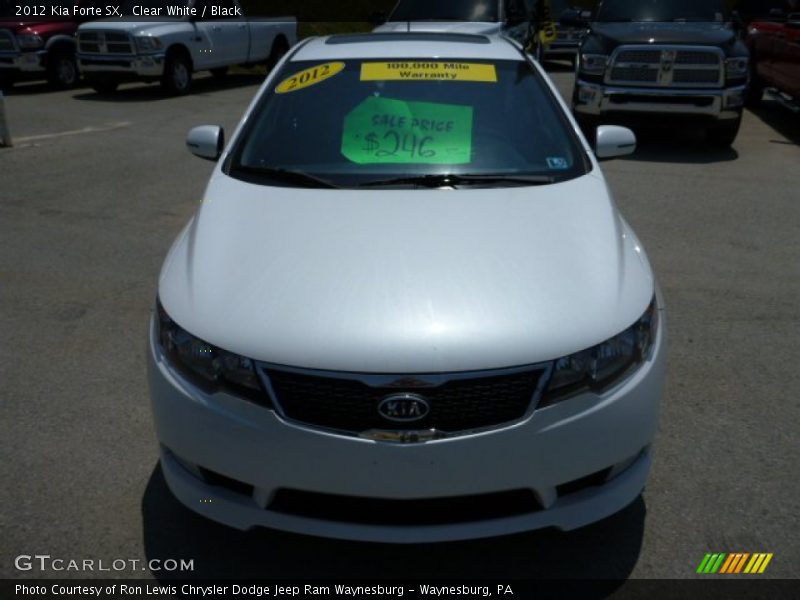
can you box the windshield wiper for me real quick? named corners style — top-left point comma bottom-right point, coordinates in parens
top-left (234, 166), bottom-right (339, 189)
top-left (359, 173), bottom-right (557, 188)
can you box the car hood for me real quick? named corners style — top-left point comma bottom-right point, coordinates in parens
top-left (158, 173), bottom-right (655, 373)
top-left (78, 19), bottom-right (182, 36)
top-left (375, 21), bottom-right (503, 36)
top-left (590, 21), bottom-right (736, 48)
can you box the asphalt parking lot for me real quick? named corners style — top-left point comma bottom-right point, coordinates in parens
top-left (1, 64), bottom-right (799, 585)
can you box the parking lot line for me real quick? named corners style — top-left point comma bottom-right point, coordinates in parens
top-left (12, 121), bottom-right (132, 144)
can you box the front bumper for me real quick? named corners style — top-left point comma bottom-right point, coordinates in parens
top-left (573, 79), bottom-right (746, 120)
top-left (77, 52), bottom-right (165, 78)
top-left (148, 312), bottom-right (666, 543)
top-left (0, 50), bottom-right (45, 73)
top-left (544, 42), bottom-right (580, 58)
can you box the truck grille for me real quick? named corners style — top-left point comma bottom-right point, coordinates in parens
top-left (264, 366), bottom-right (546, 435)
top-left (78, 31), bottom-right (134, 55)
top-left (0, 29), bottom-right (16, 52)
top-left (607, 45), bottom-right (723, 88)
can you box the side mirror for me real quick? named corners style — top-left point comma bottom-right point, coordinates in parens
top-left (186, 125), bottom-right (224, 161)
top-left (595, 125), bottom-right (636, 160)
top-left (368, 10), bottom-right (387, 26)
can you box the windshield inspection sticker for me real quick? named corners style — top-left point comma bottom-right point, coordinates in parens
top-left (360, 62), bottom-right (497, 83)
top-left (341, 96), bottom-right (473, 165)
top-left (275, 62), bottom-right (346, 94)
top-left (547, 157), bottom-right (569, 170)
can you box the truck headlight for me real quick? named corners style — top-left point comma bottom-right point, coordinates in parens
top-left (16, 34), bottom-right (44, 49)
top-left (155, 299), bottom-right (266, 403)
top-left (579, 53), bottom-right (608, 76)
top-left (541, 298), bottom-right (658, 407)
top-left (725, 57), bottom-right (749, 79)
top-left (135, 36), bottom-right (163, 53)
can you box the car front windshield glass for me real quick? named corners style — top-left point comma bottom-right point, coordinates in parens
top-left (229, 57), bottom-right (587, 188)
top-left (596, 0), bottom-right (727, 22)
top-left (390, 0), bottom-right (499, 23)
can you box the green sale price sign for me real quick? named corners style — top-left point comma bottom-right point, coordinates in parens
top-left (341, 96), bottom-right (474, 165)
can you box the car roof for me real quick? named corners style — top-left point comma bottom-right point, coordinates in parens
top-left (291, 33), bottom-right (525, 62)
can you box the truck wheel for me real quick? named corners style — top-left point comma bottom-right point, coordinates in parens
top-left (744, 64), bottom-right (765, 109)
top-left (707, 117), bottom-right (742, 147)
top-left (574, 114), bottom-right (599, 145)
top-left (210, 67), bottom-right (228, 79)
top-left (47, 50), bottom-right (79, 89)
top-left (266, 37), bottom-right (289, 72)
top-left (0, 72), bottom-right (13, 92)
top-left (91, 81), bottom-right (119, 94)
top-left (162, 50), bottom-right (192, 96)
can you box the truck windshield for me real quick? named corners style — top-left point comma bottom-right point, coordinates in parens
top-left (596, 0), bottom-right (727, 23)
top-left (228, 58), bottom-right (588, 189)
top-left (389, 0), bottom-right (500, 22)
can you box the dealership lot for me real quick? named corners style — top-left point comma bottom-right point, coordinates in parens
top-left (1, 65), bottom-right (798, 582)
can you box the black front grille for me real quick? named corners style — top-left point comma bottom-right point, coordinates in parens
top-left (269, 488), bottom-right (542, 525)
top-left (266, 368), bottom-right (544, 434)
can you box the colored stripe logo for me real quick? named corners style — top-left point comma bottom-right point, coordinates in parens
top-left (697, 553), bottom-right (773, 574)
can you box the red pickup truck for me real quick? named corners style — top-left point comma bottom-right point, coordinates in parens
top-left (745, 10), bottom-right (800, 108)
top-left (0, 2), bottom-right (81, 90)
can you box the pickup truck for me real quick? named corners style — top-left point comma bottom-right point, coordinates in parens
top-left (745, 8), bottom-right (800, 109)
top-left (76, 0), bottom-right (297, 95)
top-left (373, 0), bottom-right (590, 62)
top-left (0, 1), bottom-right (83, 89)
top-left (571, 0), bottom-right (750, 147)
top-left (372, 0), bottom-right (535, 47)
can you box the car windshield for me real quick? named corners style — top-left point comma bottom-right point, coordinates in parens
top-left (228, 57), bottom-right (588, 189)
top-left (596, 0), bottom-right (727, 23)
top-left (389, 0), bottom-right (500, 22)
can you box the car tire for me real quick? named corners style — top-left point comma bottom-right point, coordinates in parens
top-left (161, 50), bottom-right (192, 96)
top-left (210, 66), bottom-right (228, 79)
top-left (90, 81), bottom-right (119, 94)
top-left (707, 116), bottom-right (742, 147)
top-left (46, 49), bottom-right (79, 89)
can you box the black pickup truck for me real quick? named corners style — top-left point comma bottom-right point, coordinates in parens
top-left (571, 0), bottom-right (750, 146)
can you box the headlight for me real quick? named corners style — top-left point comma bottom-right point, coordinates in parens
top-left (16, 34), bottom-right (44, 49)
top-left (579, 53), bottom-right (608, 75)
top-left (135, 36), bottom-right (163, 53)
top-left (725, 57), bottom-right (749, 79)
top-left (541, 298), bottom-right (658, 407)
top-left (156, 300), bottom-right (266, 403)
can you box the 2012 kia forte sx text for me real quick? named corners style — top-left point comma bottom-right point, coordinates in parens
top-left (148, 32), bottom-right (666, 543)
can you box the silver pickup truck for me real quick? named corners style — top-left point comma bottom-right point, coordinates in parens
top-left (76, 0), bottom-right (297, 95)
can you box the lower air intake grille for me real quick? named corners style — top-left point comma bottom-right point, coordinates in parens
top-left (268, 488), bottom-right (542, 525)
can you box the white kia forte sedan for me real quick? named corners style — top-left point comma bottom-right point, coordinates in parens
top-left (149, 32), bottom-right (666, 543)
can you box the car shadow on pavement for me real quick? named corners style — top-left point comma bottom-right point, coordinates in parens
top-left (3, 81), bottom-right (90, 95)
top-left (141, 464), bottom-right (645, 584)
top-left (71, 73), bottom-right (265, 103)
top-left (618, 126), bottom-right (739, 164)
top-left (748, 99), bottom-right (800, 147)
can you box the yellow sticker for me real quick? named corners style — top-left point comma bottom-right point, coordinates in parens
top-left (275, 62), bottom-right (346, 94)
top-left (360, 62), bottom-right (497, 83)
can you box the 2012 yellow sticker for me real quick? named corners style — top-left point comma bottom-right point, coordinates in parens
top-left (275, 62), bottom-right (346, 94)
